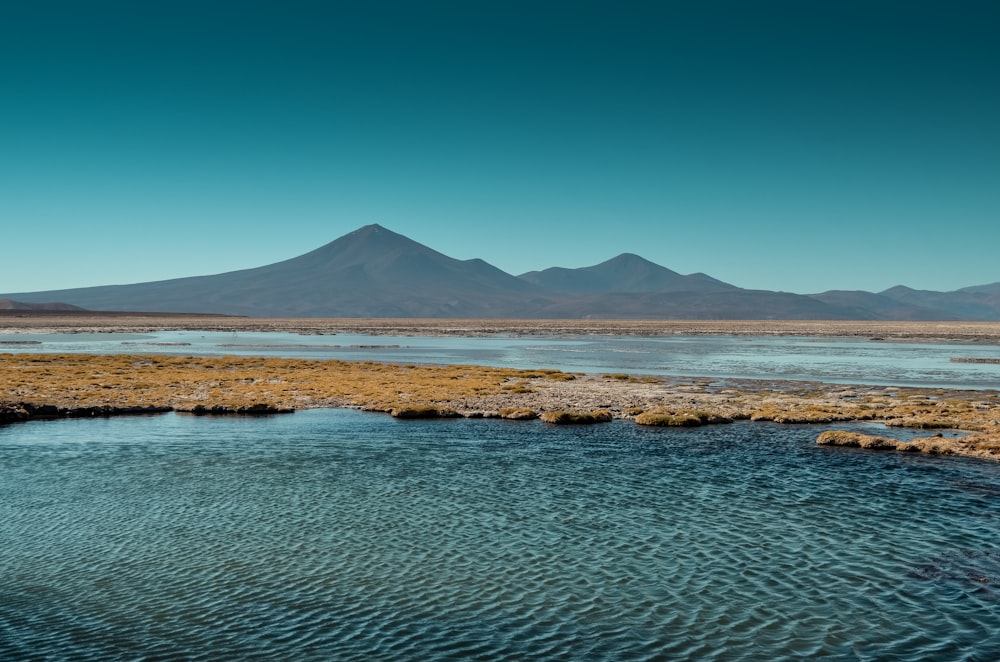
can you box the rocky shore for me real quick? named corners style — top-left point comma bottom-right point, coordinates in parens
top-left (2, 352), bottom-right (998, 462)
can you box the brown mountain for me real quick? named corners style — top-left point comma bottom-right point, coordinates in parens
top-left (1, 225), bottom-right (996, 319)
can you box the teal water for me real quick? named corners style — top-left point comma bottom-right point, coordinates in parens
top-left (2, 409), bottom-right (999, 660)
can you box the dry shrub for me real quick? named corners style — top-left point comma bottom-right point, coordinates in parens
top-left (539, 410), bottom-right (613, 425)
top-left (389, 405), bottom-right (460, 419)
top-left (885, 417), bottom-right (959, 430)
top-left (635, 409), bottom-right (731, 427)
top-left (817, 430), bottom-right (971, 456)
top-left (904, 437), bottom-right (957, 455)
top-left (816, 430), bottom-right (897, 449)
top-left (751, 404), bottom-right (865, 424)
top-left (498, 407), bottom-right (537, 420)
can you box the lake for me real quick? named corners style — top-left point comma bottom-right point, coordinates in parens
top-left (2, 409), bottom-right (999, 660)
top-left (2, 330), bottom-right (999, 659)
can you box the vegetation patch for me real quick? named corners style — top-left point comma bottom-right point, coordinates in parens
top-left (816, 430), bottom-right (899, 449)
top-left (185, 403), bottom-right (294, 415)
top-left (817, 429), bottom-right (1000, 460)
top-left (498, 407), bottom-right (538, 420)
top-left (603, 373), bottom-right (659, 383)
top-left (539, 410), bottom-right (613, 425)
top-left (0, 353), bottom-right (564, 414)
top-left (635, 409), bottom-right (732, 427)
top-left (885, 417), bottom-right (959, 430)
top-left (750, 404), bottom-right (868, 424)
top-left (389, 405), bottom-right (460, 419)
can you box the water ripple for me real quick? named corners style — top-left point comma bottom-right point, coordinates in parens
top-left (2, 410), bottom-right (1000, 660)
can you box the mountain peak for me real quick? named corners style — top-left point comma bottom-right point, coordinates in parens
top-left (519, 252), bottom-right (735, 294)
top-left (297, 223), bottom-right (432, 268)
top-left (349, 223), bottom-right (390, 236)
top-left (608, 252), bottom-right (652, 262)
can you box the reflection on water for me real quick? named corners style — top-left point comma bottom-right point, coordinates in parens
top-left (3, 330), bottom-right (1000, 388)
top-left (2, 410), bottom-right (1000, 660)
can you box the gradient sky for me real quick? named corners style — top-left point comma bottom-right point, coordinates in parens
top-left (3, 0), bottom-right (998, 295)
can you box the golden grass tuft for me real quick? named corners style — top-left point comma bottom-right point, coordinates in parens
top-left (539, 410), bottom-right (613, 425)
top-left (885, 416), bottom-right (961, 430)
top-left (389, 405), bottom-right (460, 419)
top-left (815, 429), bottom-right (999, 457)
top-left (498, 407), bottom-right (538, 420)
top-left (634, 409), bottom-right (732, 427)
top-left (750, 404), bottom-right (869, 424)
top-left (816, 430), bottom-right (898, 449)
top-left (501, 381), bottom-right (536, 394)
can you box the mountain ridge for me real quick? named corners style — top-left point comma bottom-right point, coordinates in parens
top-left (1, 224), bottom-right (997, 320)
top-left (519, 253), bottom-right (737, 294)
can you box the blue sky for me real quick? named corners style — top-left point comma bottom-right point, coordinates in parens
top-left (3, 0), bottom-right (998, 295)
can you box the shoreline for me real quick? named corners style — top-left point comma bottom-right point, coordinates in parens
top-left (2, 352), bottom-right (998, 462)
top-left (3, 314), bottom-right (1000, 343)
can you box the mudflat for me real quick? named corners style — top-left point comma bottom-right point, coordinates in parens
top-left (3, 312), bottom-right (1000, 342)
top-left (2, 315), bottom-right (999, 461)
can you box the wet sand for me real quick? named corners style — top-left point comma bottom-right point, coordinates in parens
top-left (2, 315), bottom-right (999, 461)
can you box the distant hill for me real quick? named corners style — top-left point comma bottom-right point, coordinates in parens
top-left (958, 282), bottom-right (1000, 296)
top-left (1, 224), bottom-right (997, 319)
top-left (804, 285), bottom-right (1000, 321)
top-left (0, 299), bottom-right (85, 311)
top-left (519, 253), bottom-right (735, 294)
top-left (804, 291), bottom-right (958, 321)
top-left (525, 289), bottom-right (873, 320)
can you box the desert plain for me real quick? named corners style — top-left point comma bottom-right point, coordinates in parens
top-left (2, 314), bottom-right (1000, 461)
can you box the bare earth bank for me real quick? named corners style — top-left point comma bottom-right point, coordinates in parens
top-left (3, 316), bottom-right (999, 461)
top-left (3, 313), bottom-right (1000, 343)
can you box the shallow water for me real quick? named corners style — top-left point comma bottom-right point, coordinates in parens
top-left (2, 410), bottom-right (999, 660)
top-left (3, 330), bottom-right (1000, 388)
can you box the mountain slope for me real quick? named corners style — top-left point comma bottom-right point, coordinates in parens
top-left (878, 285), bottom-right (1000, 321)
top-left (519, 253), bottom-right (736, 293)
top-left (526, 290), bottom-right (867, 320)
top-left (806, 290), bottom-right (958, 321)
top-left (957, 282), bottom-right (1000, 296)
top-left (0, 225), bottom-right (547, 317)
top-left (0, 299), bottom-right (85, 311)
